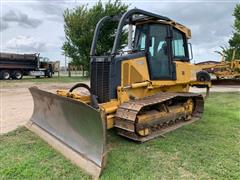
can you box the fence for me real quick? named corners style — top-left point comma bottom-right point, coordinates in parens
top-left (56, 70), bottom-right (88, 77)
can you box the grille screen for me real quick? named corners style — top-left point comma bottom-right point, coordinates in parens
top-left (90, 57), bottom-right (110, 103)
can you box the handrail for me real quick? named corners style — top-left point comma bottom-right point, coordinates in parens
top-left (111, 8), bottom-right (170, 55)
top-left (90, 9), bottom-right (171, 57)
top-left (90, 16), bottom-right (111, 56)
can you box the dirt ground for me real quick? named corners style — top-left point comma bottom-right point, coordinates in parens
top-left (0, 82), bottom-right (239, 134)
top-left (0, 82), bottom-right (78, 134)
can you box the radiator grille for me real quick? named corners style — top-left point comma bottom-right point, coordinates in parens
top-left (90, 57), bottom-right (111, 103)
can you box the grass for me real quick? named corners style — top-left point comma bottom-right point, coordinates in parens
top-left (0, 92), bottom-right (239, 179)
top-left (0, 76), bottom-right (89, 88)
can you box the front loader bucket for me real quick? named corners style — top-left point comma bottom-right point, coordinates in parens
top-left (26, 87), bottom-right (106, 178)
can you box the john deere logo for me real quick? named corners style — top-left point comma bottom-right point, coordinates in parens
top-left (136, 61), bottom-right (144, 65)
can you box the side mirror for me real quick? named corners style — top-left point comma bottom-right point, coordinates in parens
top-left (188, 43), bottom-right (193, 60)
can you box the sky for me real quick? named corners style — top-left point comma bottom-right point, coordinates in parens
top-left (0, 0), bottom-right (239, 66)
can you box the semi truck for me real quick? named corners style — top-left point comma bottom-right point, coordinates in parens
top-left (0, 52), bottom-right (55, 80)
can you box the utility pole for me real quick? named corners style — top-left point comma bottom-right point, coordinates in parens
top-left (64, 55), bottom-right (67, 73)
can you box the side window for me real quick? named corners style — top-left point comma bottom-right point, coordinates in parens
top-left (149, 37), bottom-right (154, 56)
top-left (135, 25), bottom-right (147, 51)
top-left (138, 33), bottom-right (146, 50)
top-left (172, 29), bottom-right (186, 58)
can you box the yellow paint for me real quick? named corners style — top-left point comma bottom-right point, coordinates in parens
top-left (100, 100), bottom-right (119, 114)
top-left (138, 128), bottom-right (149, 136)
top-left (137, 110), bottom-right (166, 124)
top-left (56, 51), bottom-right (210, 130)
top-left (57, 90), bottom-right (90, 104)
top-left (121, 57), bottom-right (150, 86)
top-left (184, 98), bottom-right (194, 114)
top-left (106, 114), bottom-right (115, 129)
top-left (196, 50), bottom-right (240, 79)
top-left (56, 55), bottom-right (209, 130)
top-left (136, 20), bottom-right (191, 39)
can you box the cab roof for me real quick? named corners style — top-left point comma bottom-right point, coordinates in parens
top-left (132, 16), bottom-right (191, 39)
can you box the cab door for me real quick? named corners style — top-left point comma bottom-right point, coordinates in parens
top-left (147, 24), bottom-right (173, 80)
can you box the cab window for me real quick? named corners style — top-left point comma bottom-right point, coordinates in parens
top-left (135, 25), bottom-right (147, 51)
top-left (138, 33), bottom-right (146, 50)
top-left (172, 29), bottom-right (187, 59)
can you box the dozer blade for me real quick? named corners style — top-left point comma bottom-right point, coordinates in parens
top-left (26, 87), bottom-right (106, 178)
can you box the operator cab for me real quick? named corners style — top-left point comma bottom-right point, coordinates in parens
top-left (90, 9), bottom-right (192, 103)
top-left (134, 21), bottom-right (190, 80)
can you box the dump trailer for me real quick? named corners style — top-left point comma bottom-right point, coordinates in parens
top-left (27, 9), bottom-right (211, 178)
top-left (0, 52), bottom-right (54, 80)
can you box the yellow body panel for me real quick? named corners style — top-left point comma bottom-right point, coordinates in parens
top-left (121, 57), bottom-right (200, 86)
top-left (117, 57), bottom-right (200, 102)
top-left (99, 57), bottom-right (209, 129)
top-left (121, 57), bottom-right (150, 86)
top-left (62, 56), bottom-right (209, 129)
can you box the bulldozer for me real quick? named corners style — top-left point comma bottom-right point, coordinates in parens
top-left (26, 9), bottom-right (211, 178)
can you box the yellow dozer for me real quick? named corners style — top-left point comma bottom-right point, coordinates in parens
top-left (27, 9), bottom-right (211, 178)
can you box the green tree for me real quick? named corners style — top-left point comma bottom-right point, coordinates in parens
top-left (224, 4), bottom-right (240, 60)
top-left (62, 0), bottom-right (128, 73)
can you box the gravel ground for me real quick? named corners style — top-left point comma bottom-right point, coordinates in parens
top-left (0, 82), bottom-right (77, 134)
top-left (190, 85), bottom-right (240, 92)
top-left (0, 82), bottom-right (239, 134)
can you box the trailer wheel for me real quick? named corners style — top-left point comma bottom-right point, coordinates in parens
top-left (197, 71), bottom-right (211, 82)
top-left (0, 70), bottom-right (10, 80)
top-left (47, 71), bottom-right (53, 78)
top-left (13, 70), bottom-right (23, 80)
top-left (45, 70), bottom-right (53, 78)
